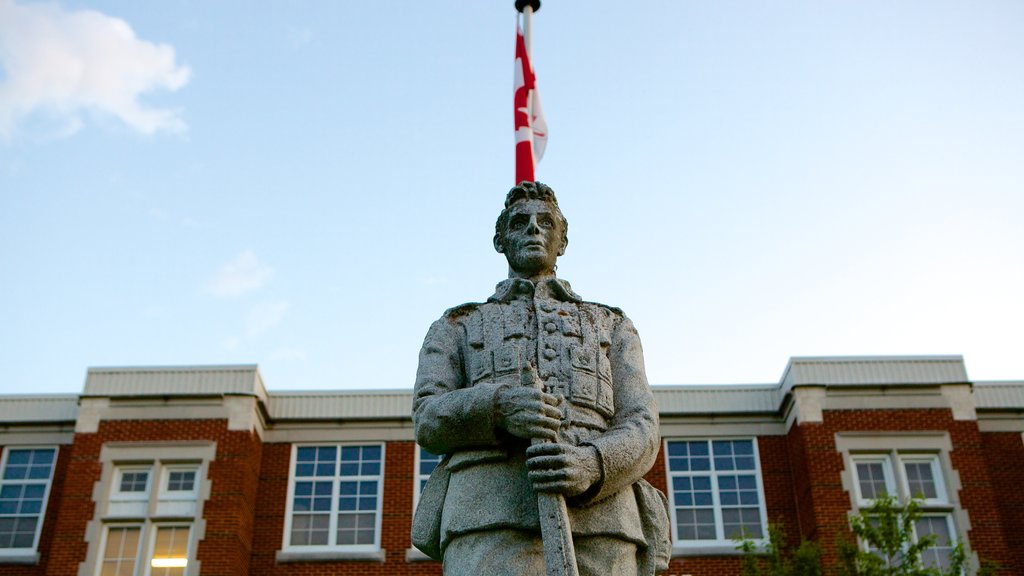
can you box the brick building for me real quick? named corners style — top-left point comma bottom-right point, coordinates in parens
top-left (1, 355), bottom-right (1022, 575)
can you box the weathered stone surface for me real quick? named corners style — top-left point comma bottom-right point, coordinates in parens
top-left (412, 182), bottom-right (670, 575)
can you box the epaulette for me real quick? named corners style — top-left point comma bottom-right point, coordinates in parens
top-left (443, 302), bottom-right (481, 320)
top-left (583, 301), bottom-right (625, 318)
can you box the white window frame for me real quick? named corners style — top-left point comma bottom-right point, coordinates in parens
top-left (282, 443), bottom-right (385, 553)
top-left (850, 455), bottom-right (896, 506)
top-left (898, 455), bottom-right (947, 506)
top-left (97, 523), bottom-right (145, 576)
top-left (145, 523), bottom-right (192, 576)
top-left (112, 466), bottom-right (153, 502)
top-left (0, 446), bottom-right (58, 556)
top-left (159, 465), bottom-right (200, 501)
top-left (664, 438), bottom-right (769, 550)
top-left (413, 447), bottom-right (443, 512)
top-left (912, 513), bottom-right (958, 571)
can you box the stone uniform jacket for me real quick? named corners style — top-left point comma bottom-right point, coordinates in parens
top-left (413, 277), bottom-right (660, 551)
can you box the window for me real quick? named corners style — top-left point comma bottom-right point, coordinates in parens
top-left (414, 448), bottom-right (443, 509)
top-left (850, 452), bottom-right (956, 571)
top-left (0, 447), bottom-right (57, 553)
top-left (665, 439), bottom-right (768, 547)
top-left (149, 525), bottom-right (190, 575)
top-left (285, 444), bottom-right (384, 551)
top-left (160, 466), bottom-right (199, 501)
top-left (100, 524), bottom-right (191, 576)
top-left (100, 525), bottom-right (141, 576)
top-left (166, 471), bottom-right (195, 493)
top-left (113, 468), bottom-right (152, 502)
top-left (99, 463), bottom-right (202, 575)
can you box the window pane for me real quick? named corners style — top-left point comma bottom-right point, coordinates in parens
top-left (167, 470), bottom-right (196, 492)
top-left (101, 526), bottom-right (140, 576)
top-left (150, 526), bottom-right (190, 576)
top-left (855, 462), bottom-right (888, 499)
top-left (916, 516), bottom-right (954, 571)
top-left (289, 445), bottom-right (382, 548)
top-left (904, 461), bottom-right (938, 500)
top-left (667, 440), bottom-right (765, 545)
top-left (119, 471), bottom-right (148, 493)
top-left (0, 448), bottom-right (56, 550)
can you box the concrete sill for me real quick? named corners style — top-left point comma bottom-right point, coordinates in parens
top-left (405, 548), bottom-right (440, 562)
top-left (0, 552), bottom-right (40, 565)
top-left (275, 549), bottom-right (386, 563)
top-left (672, 544), bottom-right (745, 557)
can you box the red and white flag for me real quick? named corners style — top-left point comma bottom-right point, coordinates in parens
top-left (514, 25), bottom-right (547, 184)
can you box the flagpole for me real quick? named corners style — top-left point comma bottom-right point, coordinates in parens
top-left (516, 0), bottom-right (541, 183)
top-left (518, 0), bottom-right (537, 53)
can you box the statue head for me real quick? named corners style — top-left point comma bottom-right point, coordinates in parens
top-left (493, 181), bottom-right (569, 279)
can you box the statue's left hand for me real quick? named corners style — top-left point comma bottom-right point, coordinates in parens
top-left (525, 443), bottom-right (601, 497)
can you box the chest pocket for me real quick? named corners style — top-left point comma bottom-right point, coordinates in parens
top-left (569, 345), bottom-right (598, 405)
top-left (469, 342), bottom-right (522, 386)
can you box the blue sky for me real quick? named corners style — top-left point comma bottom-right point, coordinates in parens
top-left (1, 0), bottom-right (1022, 394)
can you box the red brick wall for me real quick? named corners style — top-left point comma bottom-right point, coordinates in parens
top-left (0, 444), bottom-right (70, 576)
top-left (788, 409), bottom-right (1012, 573)
top-left (981, 431), bottom-right (1024, 574)
top-left (250, 440), bottom-right (442, 575)
top-left (40, 419), bottom-right (263, 576)
top-left (12, 412), bottom-right (1022, 575)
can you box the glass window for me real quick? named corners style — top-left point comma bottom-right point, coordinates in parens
top-left (856, 459), bottom-right (888, 500)
top-left (149, 525), bottom-right (190, 576)
top-left (120, 472), bottom-right (149, 493)
top-left (0, 447), bottom-right (57, 550)
top-left (915, 515), bottom-right (955, 571)
top-left (113, 467), bottom-right (152, 501)
top-left (414, 448), bottom-right (443, 508)
top-left (666, 439), bottom-right (766, 546)
top-left (851, 452), bottom-right (957, 568)
top-left (166, 471), bottom-right (195, 493)
top-left (287, 444), bottom-right (384, 550)
top-left (100, 526), bottom-right (141, 576)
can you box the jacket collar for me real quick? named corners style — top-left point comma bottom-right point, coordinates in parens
top-left (488, 277), bottom-right (583, 303)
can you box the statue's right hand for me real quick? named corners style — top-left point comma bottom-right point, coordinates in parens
top-left (495, 386), bottom-right (562, 441)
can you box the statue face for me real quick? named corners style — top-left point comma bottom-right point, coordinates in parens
top-left (496, 199), bottom-right (566, 277)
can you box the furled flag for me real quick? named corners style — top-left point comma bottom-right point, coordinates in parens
top-left (514, 25), bottom-right (547, 184)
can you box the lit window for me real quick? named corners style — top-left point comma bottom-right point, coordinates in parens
top-left (100, 525), bottom-right (141, 576)
top-left (0, 447), bottom-right (57, 551)
top-left (149, 525), bottom-right (190, 576)
top-left (665, 439), bottom-right (767, 547)
top-left (286, 444), bottom-right (384, 550)
top-left (851, 453), bottom-right (956, 571)
top-left (414, 448), bottom-right (443, 509)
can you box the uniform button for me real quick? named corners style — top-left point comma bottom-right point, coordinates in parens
top-left (545, 322), bottom-right (557, 333)
top-left (543, 348), bottom-right (557, 360)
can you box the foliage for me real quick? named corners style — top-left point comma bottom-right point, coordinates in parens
top-left (737, 525), bottom-right (823, 576)
top-left (836, 495), bottom-right (967, 576)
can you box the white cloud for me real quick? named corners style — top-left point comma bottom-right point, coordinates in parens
top-left (0, 0), bottom-right (191, 139)
top-left (206, 250), bottom-right (273, 297)
top-left (245, 301), bottom-right (290, 338)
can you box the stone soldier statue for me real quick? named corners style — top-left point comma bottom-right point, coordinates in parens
top-left (412, 182), bottom-right (670, 576)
